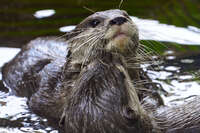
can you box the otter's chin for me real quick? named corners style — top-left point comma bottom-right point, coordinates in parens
top-left (106, 35), bottom-right (133, 53)
top-left (104, 22), bottom-right (136, 53)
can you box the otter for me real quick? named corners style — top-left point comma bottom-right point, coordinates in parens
top-left (59, 49), bottom-right (154, 133)
top-left (3, 9), bottom-right (200, 133)
top-left (2, 9), bottom-right (161, 103)
top-left (60, 50), bottom-right (200, 133)
top-left (2, 9), bottom-right (161, 132)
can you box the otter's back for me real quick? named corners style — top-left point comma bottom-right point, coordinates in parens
top-left (2, 37), bottom-right (68, 98)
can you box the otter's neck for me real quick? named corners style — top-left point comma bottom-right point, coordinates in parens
top-left (62, 53), bottom-right (153, 133)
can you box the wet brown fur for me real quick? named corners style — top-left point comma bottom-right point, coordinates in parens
top-left (59, 50), bottom-right (154, 133)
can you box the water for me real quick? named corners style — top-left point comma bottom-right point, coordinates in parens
top-left (1, 5), bottom-right (200, 133)
top-left (59, 16), bottom-right (200, 45)
top-left (33, 9), bottom-right (56, 19)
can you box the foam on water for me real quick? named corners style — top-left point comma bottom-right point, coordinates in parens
top-left (0, 47), bottom-right (20, 68)
top-left (33, 9), bottom-right (56, 19)
top-left (131, 16), bottom-right (200, 45)
top-left (0, 92), bottom-right (28, 118)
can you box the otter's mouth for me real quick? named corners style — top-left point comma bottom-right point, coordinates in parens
top-left (105, 27), bottom-right (133, 53)
top-left (112, 32), bottom-right (129, 39)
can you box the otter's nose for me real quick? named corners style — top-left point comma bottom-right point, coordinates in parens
top-left (109, 17), bottom-right (128, 26)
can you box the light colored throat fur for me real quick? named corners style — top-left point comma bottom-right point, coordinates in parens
top-left (105, 22), bottom-right (138, 53)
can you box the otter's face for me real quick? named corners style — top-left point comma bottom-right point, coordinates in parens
top-left (101, 10), bottom-right (139, 54)
top-left (68, 9), bottom-right (139, 63)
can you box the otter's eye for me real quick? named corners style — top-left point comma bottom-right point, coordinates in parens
top-left (89, 19), bottom-right (101, 28)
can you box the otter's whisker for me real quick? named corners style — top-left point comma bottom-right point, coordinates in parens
top-left (72, 30), bottom-right (106, 54)
top-left (119, 0), bottom-right (124, 9)
top-left (82, 33), bottom-right (105, 64)
top-left (138, 43), bottom-right (161, 60)
top-left (83, 6), bottom-right (96, 13)
top-left (55, 30), bottom-right (85, 40)
top-left (140, 33), bottom-right (169, 49)
top-left (73, 34), bottom-right (98, 52)
top-left (137, 47), bottom-right (154, 58)
top-left (81, 35), bottom-right (100, 59)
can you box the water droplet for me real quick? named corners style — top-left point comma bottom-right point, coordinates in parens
top-left (165, 66), bottom-right (180, 71)
top-left (59, 26), bottom-right (76, 32)
top-left (180, 59), bottom-right (194, 64)
top-left (166, 56), bottom-right (176, 60)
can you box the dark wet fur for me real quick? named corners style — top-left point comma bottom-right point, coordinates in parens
top-left (60, 50), bottom-right (153, 133)
top-left (2, 37), bottom-right (68, 98)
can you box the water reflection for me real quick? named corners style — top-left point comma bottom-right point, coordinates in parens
top-left (146, 50), bottom-right (200, 106)
top-left (33, 9), bottom-right (56, 19)
top-left (165, 56), bottom-right (176, 60)
top-left (0, 48), bottom-right (20, 67)
top-left (165, 66), bottom-right (180, 72)
top-left (164, 50), bottom-right (175, 55)
top-left (0, 92), bottom-right (27, 118)
top-left (180, 59), bottom-right (194, 64)
top-left (188, 26), bottom-right (200, 33)
top-left (59, 26), bottom-right (76, 33)
top-left (179, 75), bottom-right (193, 80)
top-left (58, 16), bottom-right (200, 45)
top-left (0, 128), bottom-right (23, 133)
top-left (131, 16), bottom-right (200, 45)
top-left (160, 80), bottom-right (200, 106)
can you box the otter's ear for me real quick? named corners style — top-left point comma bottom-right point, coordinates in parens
top-left (59, 111), bottom-right (66, 127)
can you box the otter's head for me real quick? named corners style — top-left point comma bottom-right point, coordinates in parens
top-left (67, 9), bottom-right (139, 64)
